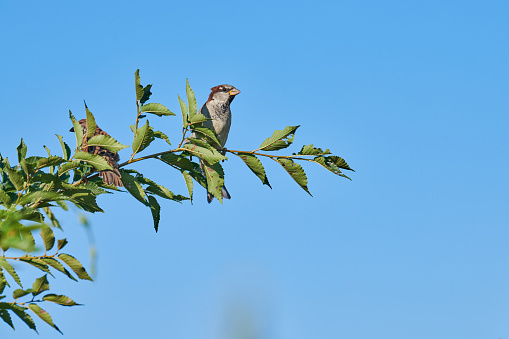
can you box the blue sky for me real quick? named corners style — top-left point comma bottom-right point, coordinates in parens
top-left (1, 1), bottom-right (508, 338)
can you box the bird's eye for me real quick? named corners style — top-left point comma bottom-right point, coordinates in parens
top-left (219, 86), bottom-right (224, 91)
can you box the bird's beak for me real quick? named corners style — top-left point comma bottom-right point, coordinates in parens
top-left (229, 89), bottom-right (241, 96)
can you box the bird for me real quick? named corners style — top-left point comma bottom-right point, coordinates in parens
top-left (70, 119), bottom-right (123, 187)
top-left (195, 84), bottom-right (240, 203)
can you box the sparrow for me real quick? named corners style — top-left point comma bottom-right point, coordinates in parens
top-left (195, 84), bottom-right (240, 203)
top-left (70, 119), bottom-right (123, 187)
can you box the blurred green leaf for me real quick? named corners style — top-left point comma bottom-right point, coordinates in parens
top-left (19, 258), bottom-right (52, 276)
top-left (0, 188), bottom-right (12, 208)
top-left (237, 153), bottom-right (271, 188)
top-left (147, 195), bottom-right (160, 232)
top-left (4, 164), bottom-right (24, 191)
top-left (43, 207), bottom-right (61, 229)
top-left (276, 158), bottom-right (311, 195)
top-left (258, 126), bottom-right (299, 151)
top-left (1, 304), bottom-right (37, 332)
top-left (0, 309), bottom-right (14, 329)
top-left (40, 226), bottom-right (55, 251)
top-left (58, 254), bottom-right (93, 281)
top-left (0, 271), bottom-right (7, 294)
top-left (87, 134), bottom-right (129, 152)
top-left (28, 304), bottom-right (62, 334)
top-left (13, 288), bottom-right (32, 299)
top-left (141, 103), bottom-right (175, 117)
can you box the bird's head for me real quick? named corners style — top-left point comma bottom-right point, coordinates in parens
top-left (207, 84), bottom-right (240, 104)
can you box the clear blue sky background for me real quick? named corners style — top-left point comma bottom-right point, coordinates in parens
top-left (1, 1), bottom-right (508, 338)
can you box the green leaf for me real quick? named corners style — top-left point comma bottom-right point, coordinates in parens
top-left (20, 227), bottom-right (36, 252)
top-left (312, 156), bottom-right (354, 179)
top-left (87, 134), bottom-right (129, 152)
top-left (43, 207), bottom-right (61, 229)
top-left (0, 271), bottom-right (7, 294)
top-left (189, 114), bottom-right (212, 125)
top-left (57, 161), bottom-right (82, 176)
top-left (132, 120), bottom-right (154, 154)
top-left (19, 258), bottom-right (52, 275)
top-left (17, 138), bottom-right (27, 163)
top-left (84, 102), bottom-right (97, 138)
top-left (0, 258), bottom-right (22, 288)
top-left (297, 144), bottom-right (331, 156)
top-left (186, 79), bottom-right (197, 120)
top-left (141, 103), bottom-right (175, 117)
top-left (182, 171), bottom-right (194, 203)
top-left (140, 84), bottom-right (152, 104)
top-left (0, 188), bottom-right (12, 208)
top-left (69, 111), bottom-right (84, 149)
top-left (202, 162), bottom-right (225, 203)
top-left (276, 158), bottom-right (312, 196)
top-left (43, 294), bottom-right (80, 306)
top-left (56, 135), bottom-right (72, 160)
top-left (40, 258), bottom-right (77, 281)
top-left (181, 143), bottom-right (227, 165)
top-left (13, 288), bottom-right (32, 299)
top-left (143, 181), bottom-right (189, 203)
top-left (32, 275), bottom-right (50, 296)
top-left (0, 309), bottom-right (14, 329)
top-left (74, 151), bottom-right (113, 171)
top-left (2, 304), bottom-right (37, 332)
top-left (57, 238), bottom-right (68, 251)
top-left (237, 153), bottom-right (271, 188)
top-left (40, 226), bottom-right (55, 251)
top-left (135, 69), bottom-right (144, 101)
top-left (147, 196), bottom-right (161, 232)
top-left (152, 129), bottom-right (171, 145)
top-left (178, 94), bottom-right (188, 128)
top-left (258, 126), bottom-right (299, 151)
top-left (28, 304), bottom-right (62, 334)
top-left (119, 170), bottom-right (147, 205)
top-left (17, 191), bottom-right (63, 206)
top-left (191, 126), bottom-right (221, 147)
top-left (58, 254), bottom-right (93, 281)
top-left (159, 153), bottom-right (200, 172)
top-left (36, 156), bottom-right (66, 169)
top-left (4, 165), bottom-right (24, 191)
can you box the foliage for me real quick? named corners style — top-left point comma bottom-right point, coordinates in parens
top-left (0, 70), bottom-right (353, 333)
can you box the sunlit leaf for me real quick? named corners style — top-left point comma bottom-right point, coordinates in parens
top-left (141, 103), bottom-right (175, 117)
top-left (17, 138), bottom-right (27, 163)
top-left (56, 134), bottom-right (72, 160)
top-left (31, 275), bottom-right (49, 296)
top-left (178, 94), bottom-right (188, 128)
top-left (40, 226), bottom-right (55, 251)
top-left (276, 158), bottom-right (312, 196)
top-left (28, 304), bottom-right (62, 334)
top-left (186, 79), bottom-right (197, 120)
top-left (181, 143), bottom-right (226, 165)
top-left (87, 134), bottom-right (129, 152)
top-left (0, 258), bottom-right (22, 287)
top-left (74, 152), bottom-right (113, 171)
top-left (40, 258), bottom-right (77, 282)
top-left (258, 126), bottom-right (299, 151)
top-left (58, 254), bottom-right (93, 281)
top-left (119, 170), bottom-right (147, 205)
top-left (69, 110), bottom-right (84, 149)
top-left (147, 196), bottom-right (160, 232)
top-left (237, 153), bottom-right (271, 188)
top-left (84, 102), bottom-right (97, 138)
top-left (43, 294), bottom-right (80, 306)
top-left (135, 69), bottom-right (144, 101)
top-left (132, 120), bottom-right (154, 154)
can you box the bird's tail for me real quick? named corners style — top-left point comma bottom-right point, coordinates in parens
top-left (207, 186), bottom-right (231, 204)
top-left (99, 168), bottom-right (123, 187)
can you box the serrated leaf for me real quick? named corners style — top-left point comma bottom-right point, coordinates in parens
top-left (178, 94), bottom-right (188, 128)
top-left (20, 228), bottom-right (36, 252)
top-left (181, 143), bottom-right (227, 165)
top-left (186, 79), bottom-right (197, 120)
top-left (57, 239), bottom-right (68, 251)
top-left (58, 254), bottom-right (93, 281)
top-left (152, 129), bottom-right (171, 145)
top-left (43, 207), bottom-right (61, 230)
top-left (40, 258), bottom-right (77, 281)
top-left (69, 111), bottom-right (84, 149)
top-left (182, 171), bottom-right (193, 203)
top-left (87, 134), bottom-right (129, 152)
top-left (43, 294), bottom-right (80, 306)
top-left (202, 162), bottom-right (224, 203)
top-left (32, 275), bottom-right (49, 296)
top-left (312, 156), bottom-right (354, 178)
top-left (160, 153), bottom-right (200, 172)
top-left (0, 259), bottom-right (22, 288)
top-left (0, 309), bottom-right (14, 329)
top-left (56, 134), bottom-right (72, 160)
top-left (0, 188), bottom-right (12, 208)
top-left (258, 126), bottom-right (300, 151)
top-left (276, 158), bottom-right (312, 196)
top-left (191, 126), bottom-right (221, 147)
top-left (144, 182), bottom-right (189, 203)
top-left (28, 304), bottom-right (62, 334)
top-left (36, 156), bottom-right (66, 169)
top-left (57, 161), bottom-right (82, 176)
top-left (0, 271), bottom-right (7, 294)
top-left (141, 103), bottom-right (175, 117)
top-left (4, 165), bottom-right (24, 191)
top-left (17, 138), bottom-right (27, 163)
top-left (140, 84), bottom-right (152, 104)
top-left (297, 144), bottom-right (332, 156)
top-left (4, 304), bottom-right (37, 332)
top-left (40, 226), bottom-right (55, 251)
top-left (84, 103), bottom-right (97, 138)
top-left (119, 170), bottom-right (147, 205)
top-left (135, 69), bottom-right (144, 101)
top-left (132, 120), bottom-right (154, 154)
top-left (19, 258), bottom-right (52, 275)
top-left (17, 191), bottom-right (63, 206)
top-left (237, 153), bottom-right (271, 188)
top-left (147, 196), bottom-right (160, 232)
top-left (74, 152), bottom-right (113, 171)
